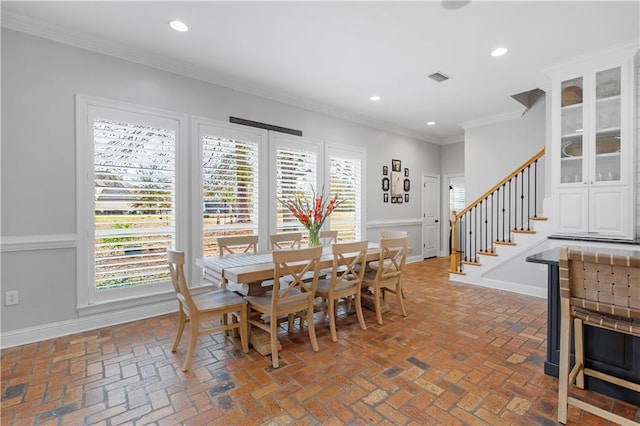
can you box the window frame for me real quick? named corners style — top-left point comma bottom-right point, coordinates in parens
top-left (190, 117), bottom-right (269, 285)
top-left (325, 143), bottom-right (366, 241)
top-left (268, 132), bottom-right (325, 235)
top-left (76, 95), bottom-right (189, 311)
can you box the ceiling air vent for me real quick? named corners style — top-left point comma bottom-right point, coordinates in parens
top-left (428, 71), bottom-right (451, 83)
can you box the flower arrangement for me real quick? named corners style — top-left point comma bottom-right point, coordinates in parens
top-left (278, 186), bottom-right (342, 246)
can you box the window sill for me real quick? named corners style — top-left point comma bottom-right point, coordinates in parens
top-left (77, 283), bottom-right (218, 317)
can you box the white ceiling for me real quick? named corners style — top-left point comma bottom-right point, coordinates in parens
top-left (2, 1), bottom-right (639, 143)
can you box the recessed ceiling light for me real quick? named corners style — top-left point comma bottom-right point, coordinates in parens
top-left (491, 47), bottom-right (508, 57)
top-left (426, 121), bottom-right (436, 126)
top-left (169, 20), bottom-right (189, 32)
top-left (370, 95), bottom-right (381, 101)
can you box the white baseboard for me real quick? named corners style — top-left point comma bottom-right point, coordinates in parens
top-left (1, 300), bottom-right (178, 349)
top-left (450, 276), bottom-right (547, 299)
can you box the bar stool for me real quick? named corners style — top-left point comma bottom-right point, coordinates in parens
top-left (558, 247), bottom-right (640, 426)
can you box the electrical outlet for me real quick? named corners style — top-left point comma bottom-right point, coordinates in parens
top-left (6, 291), bottom-right (18, 306)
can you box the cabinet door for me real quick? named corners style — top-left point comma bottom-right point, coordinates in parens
top-left (592, 67), bottom-right (622, 184)
top-left (589, 186), bottom-right (629, 237)
top-left (555, 188), bottom-right (588, 234)
top-left (559, 77), bottom-right (585, 185)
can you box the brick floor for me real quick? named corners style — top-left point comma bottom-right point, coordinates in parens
top-left (2, 257), bottom-right (639, 425)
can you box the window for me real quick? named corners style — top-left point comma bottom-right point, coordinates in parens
top-left (270, 133), bottom-right (323, 235)
top-left (450, 179), bottom-right (466, 212)
top-left (327, 145), bottom-right (365, 241)
top-left (77, 95), bottom-right (188, 307)
top-left (197, 120), bottom-right (266, 258)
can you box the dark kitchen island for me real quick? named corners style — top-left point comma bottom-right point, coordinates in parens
top-left (526, 246), bottom-right (640, 405)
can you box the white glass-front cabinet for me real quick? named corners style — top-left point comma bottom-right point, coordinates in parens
top-left (549, 47), bottom-right (637, 239)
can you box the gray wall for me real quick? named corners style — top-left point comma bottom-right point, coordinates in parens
top-left (1, 29), bottom-right (441, 337)
top-left (464, 96), bottom-right (547, 204)
top-left (441, 142), bottom-right (465, 176)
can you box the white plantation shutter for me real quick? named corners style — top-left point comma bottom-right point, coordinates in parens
top-left (202, 135), bottom-right (260, 257)
top-left (275, 146), bottom-right (318, 233)
top-left (93, 119), bottom-right (176, 291)
top-left (328, 146), bottom-right (364, 241)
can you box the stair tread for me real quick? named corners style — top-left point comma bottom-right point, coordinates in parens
top-left (477, 250), bottom-right (498, 256)
top-left (512, 229), bottom-right (536, 234)
top-left (531, 216), bottom-right (548, 221)
top-left (495, 241), bottom-right (517, 246)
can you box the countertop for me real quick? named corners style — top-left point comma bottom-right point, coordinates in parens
top-left (527, 245), bottom-right (640, 266)
top-left (548, 234), bottom-right (640, 246)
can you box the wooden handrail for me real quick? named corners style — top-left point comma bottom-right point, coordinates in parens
top-left (450, 146), bottom-right (545, 273)
top-left (453, 147), bottom-right (545, 220)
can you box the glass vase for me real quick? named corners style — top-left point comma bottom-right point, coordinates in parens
top-left (307, 227), bottom-right (321, 247)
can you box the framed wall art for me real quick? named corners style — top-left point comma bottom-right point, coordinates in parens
top-left (382, 159), bottom-right (410, 204)
top-left (391, 171), bottom-right (403, 196)
top-left (382, 177), bottom-right (390, 191)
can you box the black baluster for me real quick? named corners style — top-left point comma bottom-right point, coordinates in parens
top-left (508, 179), bottom-right (512, 242)
top-left (484, 197), bottom-right (488, 252)
top-left (469, 208), bottom-right (472, 262)
top-left (502, 184), bottom-right (506, 242)
top-left (527, 165), bottom-right (531, 230)
top-left (534, 159), bottom-right (538, 218)
top-left (491, 193), bottom-right (500, 253)
top-left (479, 200), bottom-right (483, 254)
top-left (513, 174), bottom-right (518, 232)
top-left (473, 206), bottom-right (477, 262)
top-left (521, 170), bottom-right (525, 230)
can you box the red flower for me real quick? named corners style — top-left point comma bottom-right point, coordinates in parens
top-left (277, 186), bottom-right (343, 234)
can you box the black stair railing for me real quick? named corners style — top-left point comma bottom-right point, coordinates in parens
top-left (450, 148), bottom-right (545, 274)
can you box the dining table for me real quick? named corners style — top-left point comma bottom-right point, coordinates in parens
top-left (195, 242), bottom-right (387, 295)
top-left (196, 242), bottom-right (410, 356)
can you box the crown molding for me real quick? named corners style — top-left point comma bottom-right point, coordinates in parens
top-left (542, 40), bottom-right (639, 78)
top-left (458, 109), bottom-right (524, 130)
top-left (2, 10), bottom-right (442, 145)
top-left (441, 135), bottom-right (465, 145)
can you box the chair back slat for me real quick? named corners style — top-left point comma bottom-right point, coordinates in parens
top-left (377, 236), bottom-right (409, 281)
top-left (272, 246), bottom-right (322, 306)
top-left (270, 232), bottom-right (303, 250)
top-left (320, 230), bottom-right (338, 245)
top-left (217, 235), bottom-right (259, 256)
top-left (167, 249), bottom-right (195, 314)
top-left (332, 240), bottom-right (368, 287)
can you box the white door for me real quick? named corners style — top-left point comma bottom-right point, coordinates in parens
top-left (422, 174), bottom-right (440, 258)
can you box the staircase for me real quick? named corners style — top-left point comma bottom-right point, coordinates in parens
top-left (449, 148), bottom-right (550, 297)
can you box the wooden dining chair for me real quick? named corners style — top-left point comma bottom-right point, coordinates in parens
top-left (362, 236), bottom-right (408, 325)
top-left (380, 230), bottom-right (408, 239)
top-left (270, 232), bottom-right (303, 250)
top-left (167, 249), bottom-right (249, 371)
top-left (244, 245), bottom-right (323, 368)
top-left (557, 247), bottom-right (640, 425)
top-left (314, 240), bottom-right (368, 342)
top-left (217, 235), bottom-right (258, 256)
top-left (319, 230), bottom-right (338, 245)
